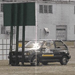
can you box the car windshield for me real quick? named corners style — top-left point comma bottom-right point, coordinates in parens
top-left (25, 41), bottom-right (43, 49)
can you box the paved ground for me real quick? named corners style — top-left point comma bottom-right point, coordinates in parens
top-left (0, 46), bottom-right (75, 75)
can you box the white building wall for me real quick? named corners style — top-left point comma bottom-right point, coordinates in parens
top-left (0, 1), bottom-right (75, 40)
top-left (36, 2), bottom-right (75, 40)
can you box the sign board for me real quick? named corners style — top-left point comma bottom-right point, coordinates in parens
top-left (3, 2), bottom-right (35, 26)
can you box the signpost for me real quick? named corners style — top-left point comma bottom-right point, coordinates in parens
top-left (3, 2), bottom-right (35, 65)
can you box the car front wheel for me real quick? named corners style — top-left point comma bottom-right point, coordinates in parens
top-left (31, 57), bottom-right (39, 66)
top-left (60, 56), bottom-right (68, 65)
top-left (11, 60), bottom-right (19, 66)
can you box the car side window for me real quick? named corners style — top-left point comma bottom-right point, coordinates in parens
top-left (55, 41), bottom-right (67, 50)
top-left (42, 41), bottom-right (54, 53)
top-left (50, 43), bottom-right (54, 49)
top-left (42, 41), bottom-right (50, 49)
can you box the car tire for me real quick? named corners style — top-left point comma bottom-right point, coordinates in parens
top-left (31, 57), bottom-right (39, 66)
top-left (11, 61), bottom-right (19, 66)
top-left (42, 62), bottom-right (48, 65)
top-left (60, 56), bottom-right (68, 65)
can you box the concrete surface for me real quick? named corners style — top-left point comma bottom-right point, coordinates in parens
top-left (0, 46), bottom-right (75, 75)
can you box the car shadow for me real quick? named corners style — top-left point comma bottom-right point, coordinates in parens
top-left (11, 63), bottom-right (63, 67)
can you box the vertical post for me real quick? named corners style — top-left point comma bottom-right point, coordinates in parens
top-left (22, 3), bottom-right (25, 65)
top-left (9, 4), bottom-right (16, 65)
top-left (15, 24), bottom-right (19, 65)
top-left (6, 39), bottom-right (7, 60)
top-left (22, 25), bottom-right (25, 65)
top-left (15, 4), bottom-right (20, 65)
top-left (35, 1), bottom-right (38, 66)
top-left (9, 25), bottom-right (13, 64)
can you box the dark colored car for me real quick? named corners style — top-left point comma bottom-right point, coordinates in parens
top-left (9, 40), bottom-right (71, 66)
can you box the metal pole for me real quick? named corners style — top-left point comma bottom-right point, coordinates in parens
top-left (15, 24), bottom-right (19, 65)
top-left (6, 39), bottom-right (7, 60)
top-left (9, 25), bottom-right (13, 64)
top-left (22, 3), bottom-right (25, 65)
top-left (22, 25), bottom-right (25, 65)
top-left (15, 4), bottom-right (20, 65)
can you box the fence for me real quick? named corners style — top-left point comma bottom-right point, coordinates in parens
top-left (0, 39), bottom-right (28, 60)
top-left (0, 39), bottom-right (16, 60)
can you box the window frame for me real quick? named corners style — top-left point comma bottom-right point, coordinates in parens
top-left (39, 5), bottom-right (53, 14)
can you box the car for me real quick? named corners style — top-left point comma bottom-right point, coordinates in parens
top-left (9, 40), bottom-right (71, 66)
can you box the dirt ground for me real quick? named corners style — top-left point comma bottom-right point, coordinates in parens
top-left (0, 46), bottom-right (75, 75)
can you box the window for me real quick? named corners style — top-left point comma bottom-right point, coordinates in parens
top-left (55, 41), bottom-right (67, 50)
top-left (55, 41), bottom-right (64, 47)
top-left (39, 5), bottom-right (52, 14)
top-left (1, 25), bottom-right (5, 34)
top-left (42, 41), bottom-right (54, 49)
top-left (39, 5), bottom-right (43, 13)
top-left (49, 5), bottom-right (52, 13)
top-left (56, 29), bottom-right (66, 30)
top-left (44, 5), bottom-right (47, 13)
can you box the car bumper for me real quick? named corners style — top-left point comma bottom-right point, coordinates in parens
top-left (68, 55), bottom-right (71, 59)
top-left (10, 55), bottom-right (32, 62)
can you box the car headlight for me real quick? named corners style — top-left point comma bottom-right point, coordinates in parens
top-left (24, 52), bottom-right (30, 56)
top-left (24, 50), bottom-right (35, 56)
top-left (63, 50), bottom-right (69, 54)
top-left (29, 50), bottom-right (35, 54)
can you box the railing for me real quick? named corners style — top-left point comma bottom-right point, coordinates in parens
top-left (0, 39), bottom-right (28, 60)
top-left (0, 39), bottom-right (16, 60)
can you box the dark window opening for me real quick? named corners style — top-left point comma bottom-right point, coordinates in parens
top-left (39, 5), bottom-right (43, 13)
top-left (44, 5), bottom-right (47, 13)
top-left (49, 5), bottom-right (52, 13)
top-left (1, 25), bottom-right (5, 34)
top-left (39, 5), bottom-right (53, 14)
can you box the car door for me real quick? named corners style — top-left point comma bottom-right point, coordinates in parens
top-left (40, 41), bottom-right (55, 62)
top-left (52, 41), bottom-right (68, 59)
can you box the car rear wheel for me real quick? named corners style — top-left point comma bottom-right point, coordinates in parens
top-left (60, 56), bottom-right (68, 65)
top-left (31, 57), bottom-right (39, 66)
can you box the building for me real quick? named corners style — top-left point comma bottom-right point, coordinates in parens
top-left (0, 0), bottom-right (75, 60)
top-left (0, 0), bottom-right (75, 40)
